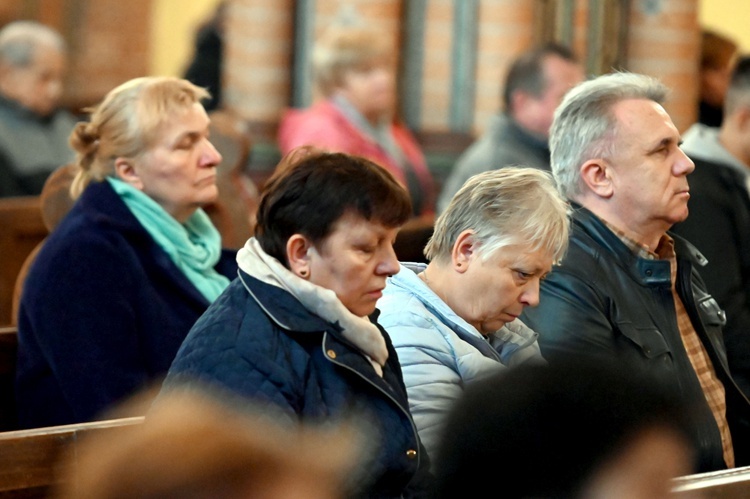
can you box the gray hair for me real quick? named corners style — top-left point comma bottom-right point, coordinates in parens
top-left (0, 21), bottom-right (66, 67)
top-left (551, 72), bottom-right (668, 200)
top-left (425, 167), bottom-right (569, 264)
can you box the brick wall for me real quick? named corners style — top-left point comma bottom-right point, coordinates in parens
top-left (1, 0), bottom-right (151, 112)
top-left (224, 0), bottom-right (700, 140)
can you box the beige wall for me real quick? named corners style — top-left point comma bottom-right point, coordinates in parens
top-left (149, 0), bottom-right (222, 76)
top-left (700, 1), bottom-right (750, 51)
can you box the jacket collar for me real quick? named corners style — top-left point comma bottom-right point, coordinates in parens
top-left (238, 269), bottom-right (344, 334)
top-left (387, 263), bottom-right (501, 360)
top-left (570, 204), bottom-right (708, 286)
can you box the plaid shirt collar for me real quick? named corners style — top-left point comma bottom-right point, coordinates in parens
top-left (600, 219), bottom-right (675, 261)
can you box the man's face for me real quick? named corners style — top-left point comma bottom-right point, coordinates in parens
top-left (606, 98), bottom-right (695, 236)
top-left (518, 55), bottom-right (584, 138)
top-left (0, 43), bottom-right (66, 117)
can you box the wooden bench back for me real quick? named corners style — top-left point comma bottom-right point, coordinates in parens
top-left (0, 326), bottom-right (18, 432)
top-left (672, 465), bottom-right (750, 497)
top-left (0, 198), bottom-right (47, 326)
top-left (0, 416), bottom-right (144, 498)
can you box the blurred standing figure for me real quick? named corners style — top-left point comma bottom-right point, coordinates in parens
top-left (278, 27), bottom-right (435, 218)
top-left (183, 1), bottom-right (227, 111)
top-left (438, 43), bottom-right (583, 212)
top-left (698, 29), bottom-right (738, 128)
top-left (378, 167), bottom-right (568, 459)
top-left (16, 77), bottom-right (237, 429)
top-left (521, 72), bottom-right (750, 472)
top-left (0, 21), bottom-right (76, 196)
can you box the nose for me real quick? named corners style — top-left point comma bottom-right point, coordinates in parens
top-left (674, 147), bottom-right (695, 176)
top-left (520, 280), bottom-right (541, 308)
top-left (377, 243), bottom-right (400, 277)
top-left (202, 139), bottom-right (222, 168)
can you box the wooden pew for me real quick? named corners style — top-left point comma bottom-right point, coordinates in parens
top-left (0, 326), bottom-right (18, 431)
top-left (672, 465), bottom-right (750, 497)
top-left (0, 197), bottom-right (47, 326)
top-left (0, 416), bottom-right (144, 498)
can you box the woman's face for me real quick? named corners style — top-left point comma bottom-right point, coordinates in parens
top-left (458, 243), bottom-right (554, 335)
top-left (337, 63), bottom-right (395, 122)
top-left (130, 102), bottom-right (222, 222)
top-left (307, 212), bottom-right (400, 317)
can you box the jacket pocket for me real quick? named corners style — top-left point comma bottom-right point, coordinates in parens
top-left (616, 323), bottom-right (670, 359)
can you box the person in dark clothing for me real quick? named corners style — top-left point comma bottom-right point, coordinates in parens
top-left (521, 71), bottom-right (750, 473)
top-left (16, 77), bottom-right (236, 428)
top-left (163, 148), bottom-right (435, 498)
top-left (183, 1), bottom-right (227, 111)
top-left (673, 56), bottom-right (750, 398)
top-left (698, 29), bottom-right (738, 128)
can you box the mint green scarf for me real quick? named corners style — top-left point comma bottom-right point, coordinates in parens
top-left (107, 178), bottom-right (230, 303)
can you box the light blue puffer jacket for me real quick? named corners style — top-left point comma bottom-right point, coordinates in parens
top-left (378, 262), bottom-right (544, 460)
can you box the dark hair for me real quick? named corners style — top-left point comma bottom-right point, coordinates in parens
top-left (701, 29), bottom-right (738, 70)
top-left (434, 359), bottom-right (696, 498)
top-left (503, 42), bottom-right (578, 112)
top-left (725, 56), bottom-right (750, 114)
top-left (255, 148), bottom-right (412, 265)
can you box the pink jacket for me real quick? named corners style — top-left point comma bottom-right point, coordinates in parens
top-left (278, 100), bottom-right (435, 215)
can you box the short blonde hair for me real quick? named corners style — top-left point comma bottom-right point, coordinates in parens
top-left (312, 27), bottom-right (392, 96)
top-left (426, 167), bottom-right (569, 263)
top-left (69, 76), bottom-right (209, 198)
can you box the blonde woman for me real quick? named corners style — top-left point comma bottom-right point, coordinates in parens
top-left (278, 27), bottom-right (435, 217)
top-left (16, 77), bottom-right (237, 428)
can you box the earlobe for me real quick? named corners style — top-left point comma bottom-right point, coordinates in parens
top-left (286, 234), bottom-right (313, 279)
top-left (114, 158), bottom-right (143, 190)
top-left (580, 159), bottom-right (614, 198)
top-left (452, 230), bottom-right (476, 274)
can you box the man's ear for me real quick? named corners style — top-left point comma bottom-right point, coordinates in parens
top-left (114, 157), bottom-right (144, 190)
top-left (451, 229), bottom-right (477, 274)
top-left (286, 234), bottom-right (313, 279)
top-left (579, 158), bottom-right (614, 199)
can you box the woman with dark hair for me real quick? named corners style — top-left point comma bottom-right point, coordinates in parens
top-left (163, 148), bottom-right (434, 498)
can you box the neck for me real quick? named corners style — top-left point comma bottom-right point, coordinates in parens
top-left (577, 198), bottom-right (666, 252)
top-left (719, 126), bottom-right (750, 168)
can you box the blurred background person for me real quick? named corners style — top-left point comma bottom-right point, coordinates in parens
top-left (277, 26), bottom-right (435, 219)
top-left (698, 28), bottom-right (739, 128)
top-left (0, 20), bottom-right (76, 196)
top-left (433, 360), bottom-right (697, 499)
top-left (55, 389), bottom-right (362, 499)
top-left (16, 76), bottom-right (237, 429)
top-left (673, 55), bottom-right (750, 397)
top-left (183, 1), bottom-right (227, 112)
top-left (163, 149), bottom-right (434, 498)
top-left (377, 167), bottom-right (569, 459)
top-left (437, 43), bottom-right (583, 212)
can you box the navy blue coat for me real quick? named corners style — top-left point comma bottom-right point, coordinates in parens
top-left (16, 181), bottom-right (237, 428)
top-left (163, 270), bottom-right (434, 498)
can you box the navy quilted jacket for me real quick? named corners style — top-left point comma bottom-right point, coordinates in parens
top-left (164, 270), bottom-right (434, 498)
top-left (16, 181), bottom-right (237, 429)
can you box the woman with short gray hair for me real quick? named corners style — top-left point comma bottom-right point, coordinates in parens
top-left (378, 166), bottom-right (569, 459)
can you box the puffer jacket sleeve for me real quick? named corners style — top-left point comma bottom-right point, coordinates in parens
top-left (490, 318), bottom-right (546, 367)
top-left (379, 293), bottom-right (503, 459)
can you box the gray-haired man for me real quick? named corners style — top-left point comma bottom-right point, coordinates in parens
top-left (521, 72), bottom-right (750, 472)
